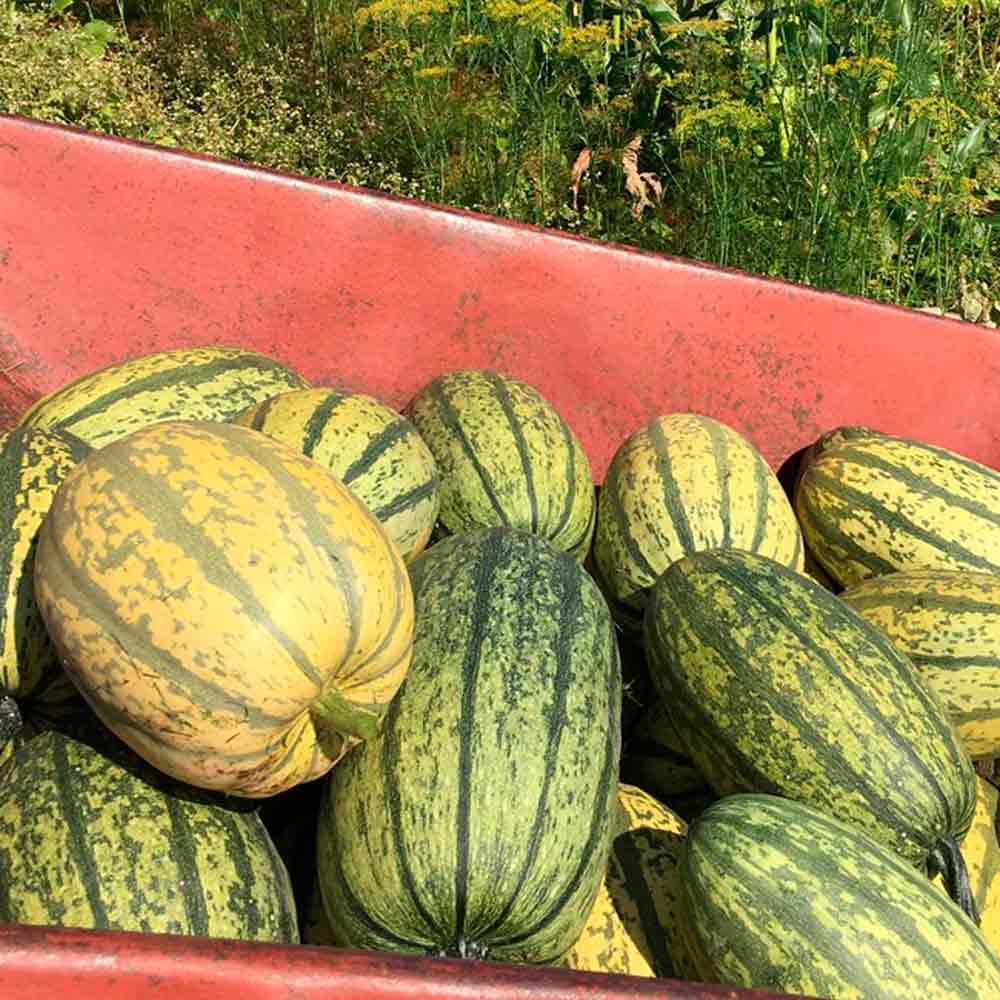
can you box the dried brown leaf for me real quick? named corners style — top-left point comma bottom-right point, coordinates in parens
top-left (621, 135), bottom-right (663, 218)
top-left (569, 147), bottom-right (592, 212)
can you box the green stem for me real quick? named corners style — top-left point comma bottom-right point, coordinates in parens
top-left (927, 835), bottom-right (979, 925)
top-left (310, 685), bottom-right (381, 751)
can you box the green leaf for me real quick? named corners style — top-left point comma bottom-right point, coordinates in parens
top-left (951, 120), bottom-right (987, 173)
top-left (79, 18), bottom-right (117, 57)
top-left (885, 0), bottom-right (913, 35)
top-left (48, 0), bottom-right (73, 13)
top-left (640, 0), bottom-right (682, 27)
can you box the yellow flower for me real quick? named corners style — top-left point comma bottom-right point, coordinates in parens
top-left (415, 65), bottom-right (449, 79)
top-left (485, 0), bottom-right (563, 35)
top-left (358, 0), bottom-right (457, 29)
top-left (556, 23), bottom-right (609, 74)
top-left (660, 17), bottom-right (729, 35)
top-left (822, 55), bottom-right (896, 84)
top-left (675, 99), bottom-right (767, 142)
top-left (454, 33), bottom-right (490, 48)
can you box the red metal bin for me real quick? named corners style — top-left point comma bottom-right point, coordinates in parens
top-left (1, 112), bottom-right (998, 1000)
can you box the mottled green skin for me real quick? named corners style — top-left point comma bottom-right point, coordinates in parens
top-left (681, 794), bottom-right (1000, 999)
top-left (644, 549), bottom-right (976, 868)
top-left (316, 528), bottom-right (621, 963)
top-left (0, 426), bottom-right (90, 702)
top-left (406, 371), bottom-right (596, 561)
top-left (0, 732), bottom-right (298, 941)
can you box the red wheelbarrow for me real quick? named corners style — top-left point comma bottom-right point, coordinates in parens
top-left (1, 112), bottom-right (998, 1000)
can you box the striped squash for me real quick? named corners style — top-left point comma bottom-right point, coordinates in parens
top-left (236, 389), bottom-right (439, 562)
top-left (563, 783), bottom-right (686, 978)
top-left (932, 776), bottom-right (1000, 918)
top-left (644, 548), bottom-right (977, 912)
top-left (593, 414), bottom-right (804, 632)
top-left (19, 345), bottom-right (309, 449)
top-left (0, 428), bottom-right (90, 714)
top-left (841, 570), bottom-right (1000, 759)
top-left (33, 420), bottom-right (414, 798)
top-left (680, 793), bottom-right (1000, 999)
top-left (405, 370), bottom-right (595, 560)
top-left (316, 528), bottom-right (621, 963)
top-left (795, 425), bottom-right (1000, 588)
top-left (0, 732), bottom-right (298, 940)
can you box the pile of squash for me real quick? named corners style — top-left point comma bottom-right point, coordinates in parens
top-left (2, 344), bottom-right (1000, 1000)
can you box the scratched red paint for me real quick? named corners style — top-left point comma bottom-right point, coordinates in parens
top-left (0, 112), bottom-right (996, 1000)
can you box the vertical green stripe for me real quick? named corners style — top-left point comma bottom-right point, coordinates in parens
top-left (549, 419), bottom-right (580, 545)
top-left (484, 373), bottom-right (538, 533)
top-left (704, 421), bottom-right (731, 548)
top-left (478, 559), bottom-right (582, 939)
top-left (454, 529), bottom-right (505, 948)
top-left (499, 619), bottom-right (620, 947)
top-left (602, 463), bottom-right (659, 584)
top-left (219, 813), bottom-right (262, 939)
top-left (749, 455), bottom-right (772, 553)
top-left (648, 418), bottom-right (695, 554)
top-left (164, 798), bottom-right (210, 935)
top-left (428, 380), bottom-right (508, 525)
top-left (611, 835), bottom-right (676, 977)
top-left (53, 735), bottom-right (109, 927)
top-left (327, 838), bottom-right (427, 950)
top-left (227, 431), bottom-right (366, 676)
top-left (301, 392), bottom-right (348, 458)
top-left (381, 673), bottom-right (442, 940)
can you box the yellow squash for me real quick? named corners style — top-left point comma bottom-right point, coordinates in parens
top-left (563, 783), bottom-right (687, 977)
top-left (33, 420), bottom-right (414, 798)
top-left (842, 570), bottom-right (1000, 759)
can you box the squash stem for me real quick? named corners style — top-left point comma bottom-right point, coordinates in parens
top-left (310, 686), bottom-right (380, 747)
top-left (928, 835), bottom-right (979, 925)
top-left (0, 695), bottom-right (20, 746)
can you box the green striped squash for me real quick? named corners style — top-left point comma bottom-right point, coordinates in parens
top-left (405, 370), bottom-right (595, 560)
top-left (841, 569), bottom-right (1000, 760)
top-left (34, 420), bottom-right (414, 798)
top-left (795, 425), bottom-right (1000, 588)
top-left (644, 548), bottom-right (977, 912)
top-left (680, 794), bottom-right (1000, 999)
top-left (316, 528), bottom-right (621, 963)
top-left (0, 731), bottom-right (298, 940)
top-left (236, 389), bottom-right (439, 562)
top-left (0, 427), bottom-right (90, 713)
top-left (563, 784), bottom-right (687, 978)
top-left (593, 414), bottom-right (804, 633)
top-left (19, 345), bottom-right (309, 449)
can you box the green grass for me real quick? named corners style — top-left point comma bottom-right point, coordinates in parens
top-left (2, 0), bottom-right (997, 321)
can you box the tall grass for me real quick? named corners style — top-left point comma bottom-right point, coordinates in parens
top-left (3, 0), bottom-right (998, 320)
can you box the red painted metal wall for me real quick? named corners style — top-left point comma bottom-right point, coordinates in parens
top-left (2, 114), bottom-right (998, 482)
